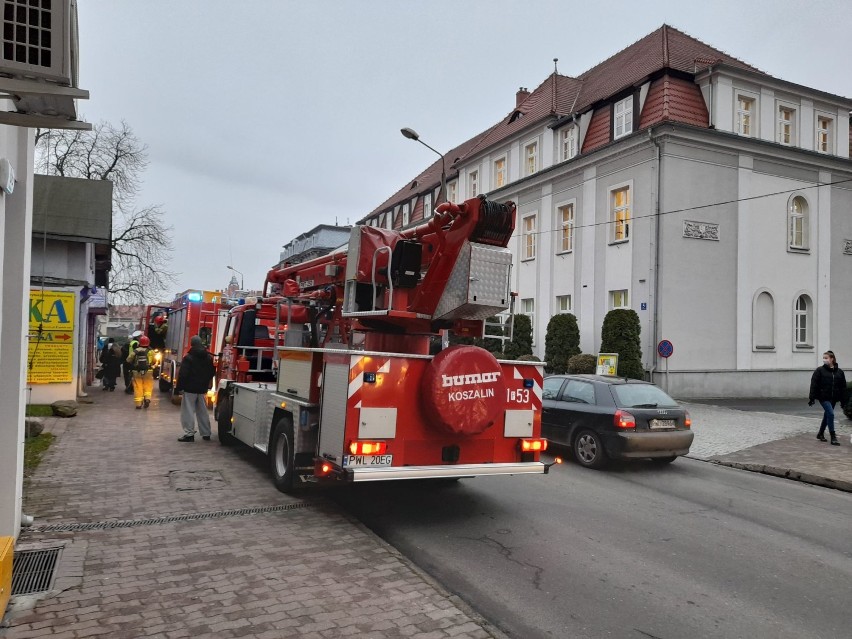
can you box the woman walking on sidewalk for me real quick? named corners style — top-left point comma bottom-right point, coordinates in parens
top-left (808, 350), bottom-right (846, 446)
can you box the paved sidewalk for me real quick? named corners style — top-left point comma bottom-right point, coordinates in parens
top-left (684, 400), bottom-right (852, 493)
top-left (1, 387), bottom-right (501, 639)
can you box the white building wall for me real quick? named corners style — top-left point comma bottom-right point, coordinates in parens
top-left (0, 125), bottom-right (34, 538)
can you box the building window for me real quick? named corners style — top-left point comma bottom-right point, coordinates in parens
top-left (494, 156), bottom-right (506, 188)
top-left (788, 196), bottom-right (808, 250)
top-left (524, 142), bottom-right (538, 175)
top-left (447, 180), bottom-right (457, 203)
top-left (610, 289), bottom-right (629, 309)
top-left (402, 203), bottom-right (410, 227)
top-left (753, 291), bottom-right (775, 350)
top-left (468, 170), bottom-right (479, 197)
top-left (384, 211), bottom-right (392, 230)
top-left (737, 96), bottom-right (755, 137)
top-left (816, 116), bottom-right (833, 153)
top-left (614, 97), bottom-right (633, 139)
top-left (521, 298), bottom-right (535, 344)
top-left (778, 105), bottom-right (796, 145)
top-left (556, 295), bottom-right (572, 313)
top-left (794, 294), bottom-right (813, 347)
top-left (610, 186), bottom-right (630, 242)
top-left (560, 126), bottom-right (577, 160)
top-left (557, 203), bottom-right (574, 252)
top-left (423, 192), bottom-right (432, 218)
top-left (522, 214), bottom-right (537, 260)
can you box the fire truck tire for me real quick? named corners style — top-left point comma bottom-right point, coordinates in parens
top-left (216, 395), bottom-right (235, 446)
top-left (270, 418), bottom-right (296, 493)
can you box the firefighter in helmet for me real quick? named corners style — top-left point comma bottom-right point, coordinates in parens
top-left (127, 335), bottom-right (155, 409)
top-left (150, 313), bottom-right (168, 350)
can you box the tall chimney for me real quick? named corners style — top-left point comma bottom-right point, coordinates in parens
top-left (516, 87), bottom-right (530, 108)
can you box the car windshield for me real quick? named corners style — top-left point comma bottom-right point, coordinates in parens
top-left (612, 383), bottom-right (679, 408)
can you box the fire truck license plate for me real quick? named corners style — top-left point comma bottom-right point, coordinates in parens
top-left (342, 455), bottom-right (393, 467)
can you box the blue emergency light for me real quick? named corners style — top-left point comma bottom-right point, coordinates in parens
top-left (187, 292), bottom-right (203, 302)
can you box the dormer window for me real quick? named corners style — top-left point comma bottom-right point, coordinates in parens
top-left (560, 126), bottom-right (577, 160)
top-left (816, 115), bottom-right (833, 153)
top-left (510, 111), bottom-right (524, 123)
top-left (524, 141), bottom-right (538, 175)
top-left (777, 105), bottom-right (796, 145)
top-left (736, 95), bottom-right (755, 137)
top-left (614, 97), bottom-right (633, 140)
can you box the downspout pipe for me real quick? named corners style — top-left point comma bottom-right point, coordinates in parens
top-left (647, 127), bottom-right (661, 383)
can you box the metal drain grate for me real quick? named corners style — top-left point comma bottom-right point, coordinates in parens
top-left (28, 501), bottom-right (314, 533)
top-left (11, 547), bottom-right (62, 596)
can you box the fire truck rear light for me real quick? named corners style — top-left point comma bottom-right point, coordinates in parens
top-left (348, 441), bottom-right (387, 455)
top-left (280, 401), bottom-right (287, 409)
top-left (363, 372), bottom-right (376, 383)
top-left (614, 410), bottom-right (636, 429)
top-left (523, 378), bottom-right (534, 388)
top-left (521, 438), bottom-right (547, 452)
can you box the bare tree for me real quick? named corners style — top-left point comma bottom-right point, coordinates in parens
top-left (35, 120), bottom-right (176, 302)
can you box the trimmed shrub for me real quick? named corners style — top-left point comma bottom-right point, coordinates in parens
top-left (567, 353), bottom-right (596, 374)
top-left (544, 313), bottom-right (581, 374)
top-left (503, 314), bottom-right (533, 360)
top-left (599, 309), bottom-right (644, 379)
top-left (516, 354), bottom-right (541, 362)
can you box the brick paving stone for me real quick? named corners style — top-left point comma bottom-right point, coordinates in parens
top-left (1, 388), bottom-right (498, 639)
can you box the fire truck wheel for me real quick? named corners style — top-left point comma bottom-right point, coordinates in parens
top-left (270, 418), bottom-right (295, 493)
top-left (216, 395), bottom-right (235, 446)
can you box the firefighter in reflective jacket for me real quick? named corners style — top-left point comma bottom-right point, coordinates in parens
top-left (127, 335), bottom-right (155, 409)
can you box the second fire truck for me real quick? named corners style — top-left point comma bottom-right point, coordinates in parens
top-left (155, 289), bottom-right (228, 404)
top-left (214, 196), bottom-right (554, 493)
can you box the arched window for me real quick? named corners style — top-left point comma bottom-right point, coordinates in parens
top-left (788, 196), bottom-right (809, 250)
top-left (753, 291), bottom-right (775, 350)
top-left (794, 294), bottom-right (813, 347)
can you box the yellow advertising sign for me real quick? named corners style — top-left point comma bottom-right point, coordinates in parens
top-left (596, 353), bottom-right (619, 377)
top-left (27, 289), bottom-right (75, 384)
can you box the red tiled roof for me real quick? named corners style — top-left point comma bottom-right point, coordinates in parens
top-left (363, 25), bottom-right (762, 222)
top-left (638, 75), bottom-right (709, 129)
top-left (572, 25), bottom-right (760, 112)
top-left (582, 108), bottom-right (611, 153)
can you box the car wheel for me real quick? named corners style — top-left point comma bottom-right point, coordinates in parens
top-left (216, 394), bottom-right (235, 446)
top-left (651, 455), bottom-right (677, 464)
top-left (270, 417), bottom-right (296, 494)
top-left (573, 429), bottom-right (607, 469)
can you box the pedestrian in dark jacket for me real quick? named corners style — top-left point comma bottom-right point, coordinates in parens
top-left (175, 335), bottom-right (216, 442)
top-left (808, 350), bottom-right (846, 446)
top-left (99, 338), bottom-right (122, 391)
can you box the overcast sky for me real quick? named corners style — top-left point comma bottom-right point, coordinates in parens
top-left (77, 0), bottom-right (852, 299)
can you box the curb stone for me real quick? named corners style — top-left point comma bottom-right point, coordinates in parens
top-left (709, 459), bottom-right (852, 493)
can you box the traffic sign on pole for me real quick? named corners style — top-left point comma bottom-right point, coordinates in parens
top-left (657, 339), bottom-right (673, 359)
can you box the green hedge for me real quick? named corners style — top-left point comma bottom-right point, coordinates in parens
top-left (567, 353), bottom-right (597, 374)
top-left (544, 313), bottom-right (581, 374)
top-left (600, 309), bottom-right (644, 379)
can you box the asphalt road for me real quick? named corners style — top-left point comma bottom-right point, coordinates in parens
top-left (334, 455), bottom-right (852, 639)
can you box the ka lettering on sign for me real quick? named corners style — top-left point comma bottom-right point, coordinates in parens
top-left (27, 290), bottom-right (75, 384)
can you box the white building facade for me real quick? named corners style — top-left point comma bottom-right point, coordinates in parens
top-left (362, 26), bottom-right (852, 398)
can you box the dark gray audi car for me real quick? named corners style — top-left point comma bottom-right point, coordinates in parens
top-left (542, 375), bottom-right (693, 468)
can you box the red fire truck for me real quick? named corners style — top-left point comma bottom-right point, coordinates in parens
top-left (157, 290), bottom-right (228, 404)
top-left (214, 196), bottom-right (555, 493)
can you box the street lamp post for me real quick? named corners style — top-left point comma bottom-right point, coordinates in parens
top-left (226, 265), bottom-right (244, 291)
top-left (400, 127), bottom-right (447, 206)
